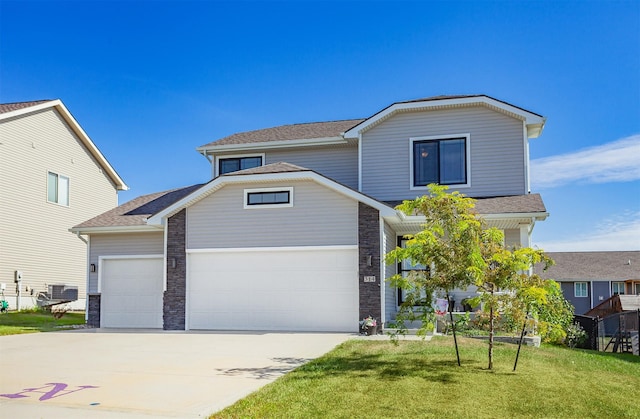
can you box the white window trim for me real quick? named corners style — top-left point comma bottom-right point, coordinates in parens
top-left (214, 153), bottom-right (265, 177)
top-left (574, 281), bottom-right (588, 298)
top-left (611, 281), bottom-right (625, 295)
top-left (47, 170), bottom-right (70, 206)
top-left (409, 133), bottom-right (471, 190)
top-left (243, 187), bottom-right (294, 209)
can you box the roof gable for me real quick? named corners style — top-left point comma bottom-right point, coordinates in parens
top-left (344, 95), bottom-right (546, 139)
top-left (0, 99), bottom-right (128, 191)
top-left (147, 162), bottom-right (395, 225)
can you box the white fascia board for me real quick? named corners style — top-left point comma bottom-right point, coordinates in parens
top-left (481, 212), bottom-right (549, 222)
top-left (390, 211), bottom-right (548, 225)
top-left (69, 225), bottom-right (162, 235)
top-left (196, 136), bottom-right (348, 154)
top-left (344, 96), bottom-right (546, 139)
top-left (0, 100), bottom-right (62, 120)
top-left (147, 170), bottom-right (397, 225)
top-left (1, 100), bottom-right (129, 190)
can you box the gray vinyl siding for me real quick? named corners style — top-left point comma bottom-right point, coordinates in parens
top-left (187, 180), bottom-right (357, 249)
top-left (361, 106), bottom-right (526, 201)
top-left (88, 232), bottom-right (164, 292)
top-left (384, 222), bottom-right (398, 322)
top-left (266, 145), bottom-right (358, 189)
top-left (0, 108), bottom-right (119, 305)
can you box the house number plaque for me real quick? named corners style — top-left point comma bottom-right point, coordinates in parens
top-left (363, 276), bottom-right (376, 283)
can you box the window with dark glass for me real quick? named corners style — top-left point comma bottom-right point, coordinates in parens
top-left (219, 156), bottom-right (262, 175)
top-left (246, 190), bottom-right (290, 206)
top-left (397, 238), bottom-right (429, 305)
top-left (413, 137), bottom-right (466, 186)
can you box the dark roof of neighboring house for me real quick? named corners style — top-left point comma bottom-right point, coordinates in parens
top-left (535, 251), bottom-right (640, 280)
top-left (0, 100), bottom-right (52, 114)
top-left (385, 193), bottom-right (547, 215)
top-left (73, 184), bottom-right (204, 228)
top-left (200, 119), bottom-right (365, 148)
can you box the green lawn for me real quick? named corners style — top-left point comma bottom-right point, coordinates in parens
top-left (212, 336), bottom-right (640, 418)
top-left (0, 310), bottom-right (86, 335)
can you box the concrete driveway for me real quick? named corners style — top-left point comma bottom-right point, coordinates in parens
top-left (0, 329), bottom-right (353, 418)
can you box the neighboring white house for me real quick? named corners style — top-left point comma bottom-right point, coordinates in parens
top-left (0, 100), bottom-right (127, 310)
top-left (72, 95), bottom-right (549, 331)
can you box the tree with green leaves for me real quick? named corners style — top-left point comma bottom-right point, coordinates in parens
top-left (385, 184), bottom-right (558, 370)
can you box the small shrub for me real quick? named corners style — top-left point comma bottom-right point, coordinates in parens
top-left (565, 322), bottom-right (587, 348)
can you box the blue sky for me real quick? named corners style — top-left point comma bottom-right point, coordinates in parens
top-left (1, 1), bottom-right (638, 251)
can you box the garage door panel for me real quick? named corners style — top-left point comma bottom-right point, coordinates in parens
top-left (188, 248), bottom-right (359, 332)
top-left (101, 258), bottom-right (163, 329)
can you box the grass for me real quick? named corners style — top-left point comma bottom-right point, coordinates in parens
top-left (212, 336), bottom-right (640, 418)
top-left (0, 310), bottom-right (86, 335)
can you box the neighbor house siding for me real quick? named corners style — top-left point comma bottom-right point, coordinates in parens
top-left (0, 108), bottom-right (119, 308)
top-left (187, 180), bottom-right (357, 249)
top-left (88, 232), bottom-right (164, 293)
top-left (360, 106), bottom-right (526, 201)
top-left (265, 146), bottom-right (358, 189)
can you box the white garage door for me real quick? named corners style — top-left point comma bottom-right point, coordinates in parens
top-left (188, 247), bottom-right (358, 332)
top-left (100, 257), bottom-right (164, 328)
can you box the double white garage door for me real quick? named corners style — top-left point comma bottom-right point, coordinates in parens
top-left (100, 247), bottom-right (359, 332)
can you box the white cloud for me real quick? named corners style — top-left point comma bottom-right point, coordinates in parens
top-left (534, 211), bottom-right (640, 251)
top-left (531, 134), bottom-right (640, 189)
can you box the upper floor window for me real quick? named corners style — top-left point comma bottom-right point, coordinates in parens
top-left (410, 134), bottom-right (470, 189)
top-left (612, 282), bottom-right (625, 295)
top-left (47, 171), bottom-right (69, 206)
top-left (574, 282), bottom-right (588, 298)
top-left (218, 155), bottom-right (263, 175)
top-left (244, 187), bottom-right (293, 209)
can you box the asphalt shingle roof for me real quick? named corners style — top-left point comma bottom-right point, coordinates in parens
top-left (0, 100), bottom-right (52, 114)
top-left (200, 119), bottom-right (365, 148)
top-left (74, 184), bottom-right (204, 228)
top-left (535, 251), bottom-right (640, 280)
top-left (223, 162), bottom-right (309, 176)
top-left (385, 193), bottom-right (547, 215)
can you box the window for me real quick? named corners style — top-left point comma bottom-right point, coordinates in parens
top-left (612, 282), bottom-right (625, 295)
top-left (635, 283), bottom-right (640, 295)
top-left (410, 134), bottom-right (469, 188)
top-left (397, 238), bottom-right (429, 305)
top-left (218, 155), bottom-right (263, 175)
top-left (47, 172), bottom-right (69, 206)
top-left (244, 187), bottom-right (293, 209)
top-left (574, 282), bottom-right (588, 298)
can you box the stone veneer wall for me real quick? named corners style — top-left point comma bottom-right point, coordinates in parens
top-left (358, 202), bottom-right (381, 323)
top-left (87, 293), bottom-right (100, 328)
top-left (163, 209), bottom-right (186, 330)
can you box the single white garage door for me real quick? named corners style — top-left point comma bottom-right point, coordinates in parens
top-left (188, 247), bottom-right (359, 332)
top-left (100, 257), bottom-right (164, 328)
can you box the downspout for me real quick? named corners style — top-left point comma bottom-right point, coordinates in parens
top-left (379, 215), bottom-right (386, 327)
top-left (199, 150), bottom-right (214, 179)
top-left (523, 121), bottom-right (531, 194)
top-left (75, 231), bottom-right (89, 320)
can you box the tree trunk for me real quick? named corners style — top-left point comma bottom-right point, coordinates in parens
top-left (488, 294), bottom-right (494, 370)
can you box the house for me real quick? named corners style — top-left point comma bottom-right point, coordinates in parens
top-left (535, 251), bottom-right (640, 315)
top-left (71, 95), bottom-right (548, 331)
top-left (0, 100), bottom-right (127, 310)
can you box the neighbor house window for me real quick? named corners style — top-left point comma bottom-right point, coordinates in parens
top-left (410, 134), bottom-right (470, 188)
top-left (397, 238), bottom-right (429, 305)
top-left (612, 282), bottom-right (625, 295)
top-left (47, 172), bottom-right (69, 206)
top-left (244, 187), bottom-right (293, 209)
top-left (574, 282), bottom-right (588, 298)
top-left (218, 155), bottom-right (263, 175)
